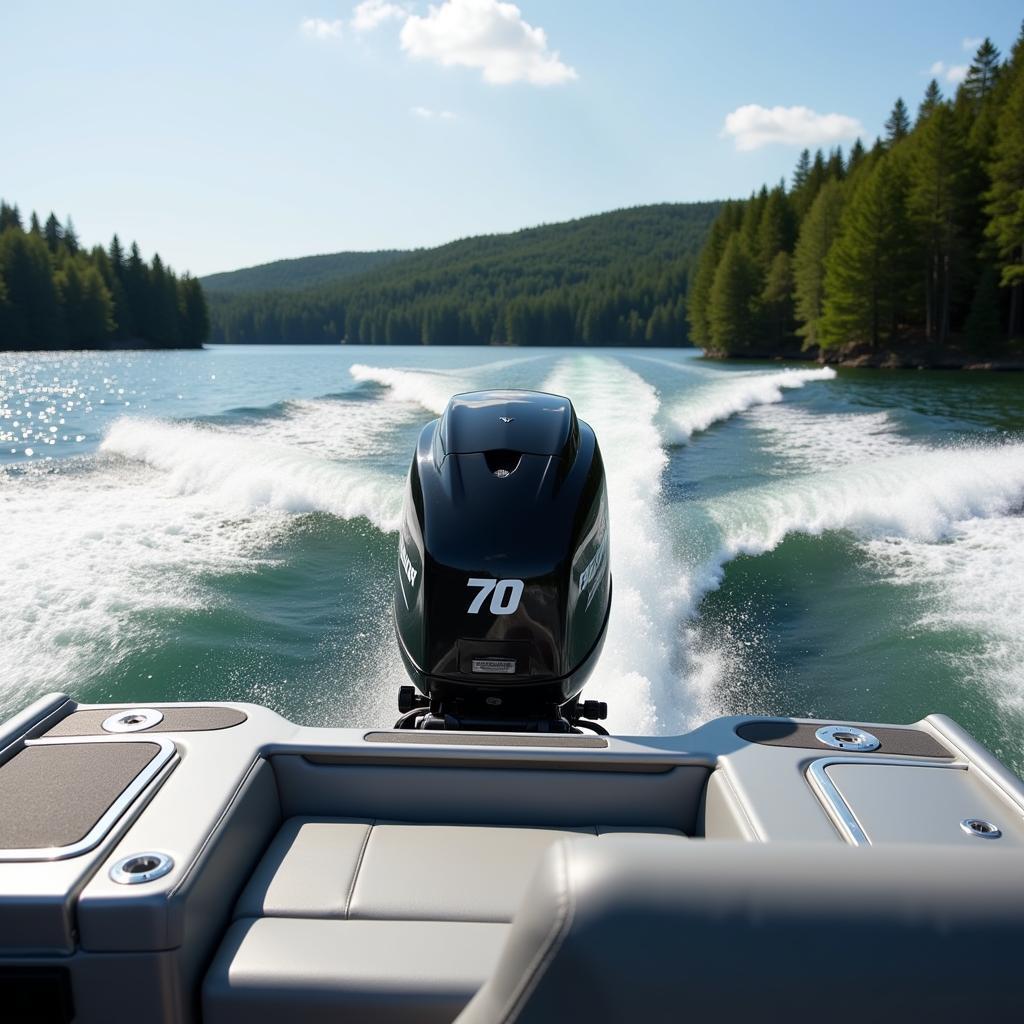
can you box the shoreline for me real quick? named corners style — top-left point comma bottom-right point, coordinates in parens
top-left (702, 348), bottom-right (1024, 372)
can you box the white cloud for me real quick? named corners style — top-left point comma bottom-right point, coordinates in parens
top-left (352, 0), bottom-right (406, 32)
top-left (301, 17), bottom-right (345, 39)
top-left (399, 0), bottom-right (577, 86)
top-left (929, 60), bottom-right (968, 84)
top-left (721, 104), bottom-right (863, 152)
top-left (411, 105), bottom-right (457, 119)
top-left (962, 36), bottom-right (983, 52)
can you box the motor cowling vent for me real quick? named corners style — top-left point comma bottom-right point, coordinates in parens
top-left (484, 449), bottom-right (522, 477)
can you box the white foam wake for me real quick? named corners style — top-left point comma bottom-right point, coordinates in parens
top-left (237, 396), bottom-right (416, 463)
top-left (666, 367), bottom-right (836, 443)
top-left (350, 364), bottom-right (459, 416)
top-left (744, 403), bottom-right (909, 472)
top-left (708, 443), bottom-right (1024, 559)
top-left (677, 442), bottom-right (1024, 715)
top-left (0, 412), bottom-right (410, 717)
top-left (350, 354), bottom-right (550, 416)
top-left (0, 461), bottom-right (280, 718)
top-left (102, 418), bottom-right (404, 531)
top-left (543, 355), bottom-right (701, 735)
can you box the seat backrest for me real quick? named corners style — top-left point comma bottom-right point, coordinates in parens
top-left (456, 835), bottom-right (1024, 1024)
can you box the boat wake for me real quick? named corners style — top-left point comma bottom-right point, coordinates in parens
top-left (350, 354), bottom-right (550, 415)
top-left (0, 407), bottom-right (413, 717)
top-left (665, 366), bottom-right (836, 443)
top-left (350, 364), bottom-right (463, 416)
top-left (862, 514), bottom-right (1024, 716)
top-left (542, 355), bottom-right (703, 734)
top-left (745, 403), bottom-right (907, 471)
top-left (103, 418), bottom-right (404, 531)
top-left (683, 438), bottom-right (1024, 718)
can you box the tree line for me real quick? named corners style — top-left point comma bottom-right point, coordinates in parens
top-left (205, 203), bottom-right (720, 346)
top-left (0, 203), bottom-right (208, 350)
top-left (689, 31), bottom-right (1024, 360)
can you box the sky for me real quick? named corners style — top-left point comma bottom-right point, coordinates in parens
top-left (2, 0), bottom-right (1021, 277)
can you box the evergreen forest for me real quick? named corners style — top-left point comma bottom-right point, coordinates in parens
top-left (689, 32), bottom-right (1024, 362)
top-left (0, 204), bottom-right (209, 350)
top-left (202, 203), bottom-right (720, 346)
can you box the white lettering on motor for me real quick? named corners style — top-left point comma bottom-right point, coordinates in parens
top-left (466, 577), bottom-right (523, 615)
top-left (399, 537), bottom-right (418, 588)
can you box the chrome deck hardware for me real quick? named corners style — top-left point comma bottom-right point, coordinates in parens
top-left (960, 818), bottom-right (1002, 839)
top-left (814, 725), bottom-right (880, 752)
top-left (110, 851), bottom-right (175, 884)
top-left (102, 708), bottom-right (164, 733)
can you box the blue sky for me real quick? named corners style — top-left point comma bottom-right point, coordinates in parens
top-left (2, 1), bottom-right (1021, 276)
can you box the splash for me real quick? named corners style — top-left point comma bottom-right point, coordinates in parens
top-left (863, 515), bottom-right (1024, 717)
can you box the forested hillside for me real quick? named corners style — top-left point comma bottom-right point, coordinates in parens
top-left (0, 203), bottom-right (208, 350)
top-left (205, 203), bottom-right (720, 346)
top-left (201, 250), bottom-right (407, 295)
top-left (689, 30), bottom-right (1024, 365)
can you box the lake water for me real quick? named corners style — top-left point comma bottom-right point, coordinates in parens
top-left (2, 345), bottom-right (1023, 771)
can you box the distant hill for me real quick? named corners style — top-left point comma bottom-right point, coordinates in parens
top-left (204, 202), bottom-right (721, 346)
top-left (200, 249), bottom-right (408, 294)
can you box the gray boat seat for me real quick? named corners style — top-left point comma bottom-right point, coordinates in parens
top-left (457, 835), bottom-right (1024, 1024)
top-left (202, 817), bottom-right (687, 1024)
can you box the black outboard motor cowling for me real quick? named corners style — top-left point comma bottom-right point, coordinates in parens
top-left (394, 390), bottom-right (611, 732)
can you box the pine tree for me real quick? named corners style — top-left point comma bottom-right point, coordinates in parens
top-left (984, 57), bottom-right (1024, 337)
top-left (108, 234), bottom-right (126, 274)
top-left (43, 212), bottom-right (62, 254)
top-left (826, 146), bottom-right (846, 180)
top-left (907, 102), bottom-right (970, 344)
top-left (759, 250), bottom-right (796, 351)
top-left (917, 80), bottom-right (943, 125)
top-left (63, 216), bottom-right (80, 255)
top-left (148, 254), bottom-right (181, 345)
top-left (756, 187), bottom-right (795, 272)
top-left (740, 187), bottom-right (769, 254)
top-left (963, 39), bottom-right (1002, 106)
top-left (794, 180), bottom-right (845, 348)
top-left (807, 149), bottom-right (828, 196)
top-left (707, 234), bottom-right (759, 354)
top-left (0, 228), bottom-right (63, 347)
top-left (688, 208), bottom-right (736, 346)
top-left (55, 252), bottom-right (114, 344)
top-left (847, 138), bottom-right (866, 175)
top-left (123, 242), bottom-right (150, 340)
top-left (820, 156), bottom-right (917, 349)
top-left (0, 201), bottom-right (23, 232)
top-left (884, 98), bottom-right (911, 146)
top-left (792, 149), bottom-right (811, 192)
top-left (178, 275), bottom-right (210, 344)
top-left (29, 212), bottom-right (41, 236)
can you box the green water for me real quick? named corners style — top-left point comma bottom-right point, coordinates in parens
top-left (2, 346), bottom-right (1023, 771)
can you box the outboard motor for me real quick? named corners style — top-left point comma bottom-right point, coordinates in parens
top-left (394, 389), bottom-right (611, 732)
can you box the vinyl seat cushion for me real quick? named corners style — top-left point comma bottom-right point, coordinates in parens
top-left (234, 817), bottom-right (686, 924)
top-left (203, 918), bottom-right (510, 1024)
top-left (204, 816), bottom-right (687, 1024)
